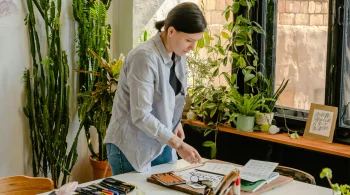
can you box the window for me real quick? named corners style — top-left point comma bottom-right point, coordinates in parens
top-left (276, 0), bottom-right (328, 111)
top-left (260, 0), bottom-right (350, 141)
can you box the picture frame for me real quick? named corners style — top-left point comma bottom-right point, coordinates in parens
top-left (304, 103), bottom-right (338, 143)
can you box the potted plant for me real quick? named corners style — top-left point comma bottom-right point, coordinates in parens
top-left (320, 168), bottom-right (350, 195)
top-left (75, 49), bottom-right (123, 179)
top-left (73, 0), bottom-right (115, 179)
top-left (256, 76), bottom-right (289, 128)
top-left (228, 88), bottom-right (272, 132)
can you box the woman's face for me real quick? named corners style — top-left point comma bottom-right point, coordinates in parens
top-left (167, 27), bottom-right (204, 56)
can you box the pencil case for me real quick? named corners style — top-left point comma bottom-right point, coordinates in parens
top-left (151, 172), bottom-right (186, 186)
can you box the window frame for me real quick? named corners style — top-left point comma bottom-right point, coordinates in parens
top-left (250, 0), bottom-right (350, 143)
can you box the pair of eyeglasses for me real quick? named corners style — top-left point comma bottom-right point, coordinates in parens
top-left (189, 173), bottom-right (213, 187)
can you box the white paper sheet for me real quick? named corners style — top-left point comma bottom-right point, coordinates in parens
top-left (195, 162), bottom-right (236, 176)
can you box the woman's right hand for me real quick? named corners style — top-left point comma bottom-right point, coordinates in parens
top-left (177, 142), bottom-right (202, 164)
top-left (168, 135), bottom-right (201, 164)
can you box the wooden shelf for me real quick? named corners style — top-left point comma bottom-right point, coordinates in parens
top-left (183, 119), bottom-right (350, 158)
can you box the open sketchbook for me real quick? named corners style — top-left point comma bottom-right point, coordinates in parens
top-left (173, 162), bottom-right (236, 189)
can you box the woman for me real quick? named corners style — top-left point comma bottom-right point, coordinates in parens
top-left (104, 2), bottom-right (207, 175)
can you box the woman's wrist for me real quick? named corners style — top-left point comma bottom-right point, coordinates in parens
top-left (168, 134), bottom-right (183, 151)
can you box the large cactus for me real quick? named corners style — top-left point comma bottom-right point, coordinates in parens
top-left (23, 0), bottom-right (80, 188)
top-left (73, 0), bottom-right (113, 161)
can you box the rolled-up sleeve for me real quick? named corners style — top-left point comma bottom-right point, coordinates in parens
top-left (127, 51), bottom-right (173, 144)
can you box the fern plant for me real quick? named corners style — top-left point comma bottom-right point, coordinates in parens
top-left (23, 0), bottom-right (79, 188)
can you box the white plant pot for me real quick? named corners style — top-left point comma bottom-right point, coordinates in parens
top-left (186, 110), bottom-right (197, 120)
top-left (333, 190), bottom-right (341, 195)
top-left (256, 112), bottom-right (274, 125)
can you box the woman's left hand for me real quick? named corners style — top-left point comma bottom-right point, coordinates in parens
top-left (174, 122), bottom-right (185, 140)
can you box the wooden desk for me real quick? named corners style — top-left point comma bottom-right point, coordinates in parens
top-left (183, 119), bottom-right (350, 158)
top-left (40, 160), bottom-right (332, 195)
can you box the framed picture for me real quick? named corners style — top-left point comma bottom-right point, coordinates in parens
top-left (304, 103), bottom-right (338, 143)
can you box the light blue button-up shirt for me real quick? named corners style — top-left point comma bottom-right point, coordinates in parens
top-left (104, 34), bottom-right (187, 172)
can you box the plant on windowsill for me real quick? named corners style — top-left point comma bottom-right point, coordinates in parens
top-left (256, 76), bottom-right (289, 129)
top-left (320, 168), bottom-right (350, 195)
top-left (227, 89), bottom-right (273, 132)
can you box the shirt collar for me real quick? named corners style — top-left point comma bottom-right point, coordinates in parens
top-left (152, 33), bottom-right (181, 64)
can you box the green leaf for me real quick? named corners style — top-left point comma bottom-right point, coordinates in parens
top-left (225, 10), bottom-right (230, 21)
top-left (222, 72), bottom-right (232, 86)
top-left (239, 0), bottom-right (247, 6)
top-left (197, 38), bottom-right (205, 48)
top-left (210, 107), bottom-right (217, 118)
top-left (237, 15), bottom-right (251, 24)
top-left (223, 57), bottom-right (228, 66)
top-left (204, 128), bottom-right (215, 136)
top-left (250, 76), bottom-right (258, 85)
top-left (245, 66), bottom-right (255, 70)
top-left (213, 68), bottom-right (219, 77)
top-left (252, 26), bottom-right (265, 34)
top-left (203, 141), bottom-right (215, 147)
top-left (231, 73), bottom-right (237, 83)
top-left (221, 31), bottom-right (230, 39)
top-left (233, 2), bottom-right (240, 13)
top-left (320, 168), bottom-right (333, 179)
top-left (235, 41), bottom-right (245, 46)
top-left (290, 132), bottom-right (300, 139)
top-left (246, 44), bottom-right (256, 55)
top-left (232, 52), bottom-right (240, 59)
top-left (227, 22), bottom-right (233, 31)
top-left (211, 145), bottom-right (217, 159)
top-left (238, 56), bottom-right (246, 68)
top-left (218, 47), bottom-right (225, 55)
top-left (204, 103), bottom-right (217, 109)
top-left (244, 74), bottom-right (255, 82)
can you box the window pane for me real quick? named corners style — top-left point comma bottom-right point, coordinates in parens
top-left (340, 3), bottom-right (350, 127)
top-left (275, 0), bottom-right (329, 110)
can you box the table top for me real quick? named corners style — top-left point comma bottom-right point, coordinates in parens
top-left (183, 119), bottom-right (350, 158)
top-left (41, 159), bottom-right (332, 195)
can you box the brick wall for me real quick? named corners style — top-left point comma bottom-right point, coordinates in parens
top-left (278, 0), bottom-right (329, 26)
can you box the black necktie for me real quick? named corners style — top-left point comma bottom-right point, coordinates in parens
top-left (169, 53), bottom-right (182, 95)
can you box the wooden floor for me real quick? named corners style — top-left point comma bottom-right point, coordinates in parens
top-left (183, 119), bottom-right (350, 158)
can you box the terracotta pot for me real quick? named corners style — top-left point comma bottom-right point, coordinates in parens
top-left (89, 156), bottom-right (112, 180)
